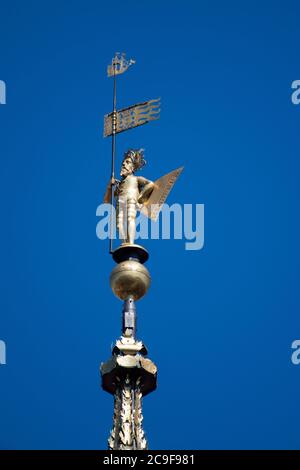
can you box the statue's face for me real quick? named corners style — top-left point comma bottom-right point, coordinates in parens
top-left (120, 156), bottom-right (134, 177)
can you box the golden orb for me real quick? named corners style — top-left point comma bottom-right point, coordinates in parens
top-left (110, 259), bottom-right (151, 301)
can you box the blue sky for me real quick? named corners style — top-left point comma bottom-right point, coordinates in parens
top-left (0, 0), bottom-right (300, 449)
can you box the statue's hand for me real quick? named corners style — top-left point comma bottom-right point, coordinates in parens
top-left (104, 177), bottom-right (119, 203)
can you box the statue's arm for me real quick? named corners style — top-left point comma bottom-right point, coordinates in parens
top-left (103, 177), bottom-right (119, 203)
top-left (137, 176), bottom-right (154, 204)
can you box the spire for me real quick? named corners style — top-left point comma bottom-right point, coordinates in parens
top-left (100, 53), bottom-right (168, 450)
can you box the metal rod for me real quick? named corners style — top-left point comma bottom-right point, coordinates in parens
top-left (111, 65), bottom-right (117, 178)
top-left (122, 296), bottom-right (136, 338)
top-left (109, 65), bottom-right (117, 254)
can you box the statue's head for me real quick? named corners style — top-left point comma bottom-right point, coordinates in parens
top-left (120, 149), bottom-right (146, 177)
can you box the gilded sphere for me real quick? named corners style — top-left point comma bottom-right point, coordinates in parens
top-left (110, 259), bottom-right (151, 301)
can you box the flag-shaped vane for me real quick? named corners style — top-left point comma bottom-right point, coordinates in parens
top-left (107, 52), bottom-right (135, 77)
top-left (103, 98), bottom-right (160, 137)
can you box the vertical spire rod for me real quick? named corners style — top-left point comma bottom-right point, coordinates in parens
top-left (122, 297), bottom-right (136, 338)
top-left (111, 64), bottom-right (117, 179)
top-left (110, 65), bottom-right (117, 253)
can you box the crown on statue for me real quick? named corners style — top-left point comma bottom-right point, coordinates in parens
top-left (123, 148), bottom-right (146, 172)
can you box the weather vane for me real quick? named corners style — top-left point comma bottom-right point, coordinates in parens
top-left (100, 52), bottom-right (183, 450)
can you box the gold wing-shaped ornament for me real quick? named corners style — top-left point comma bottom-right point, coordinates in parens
top-left (140, 167), bottom-right (183, 221)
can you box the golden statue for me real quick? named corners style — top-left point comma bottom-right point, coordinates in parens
top-left (104, 148), bottom-right (183, 246)
top-left (104, 149), bottom-right (153, 244)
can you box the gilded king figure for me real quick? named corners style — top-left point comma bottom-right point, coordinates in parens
top-left (104, 149), bottom-right (155, 245)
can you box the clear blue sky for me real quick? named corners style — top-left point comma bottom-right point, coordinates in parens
top-left (0, 0), bottom-right (300, 450)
